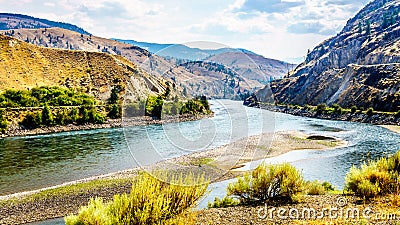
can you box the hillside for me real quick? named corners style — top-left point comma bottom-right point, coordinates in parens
top-left (114, 39), bottom-right (255, 61)
top-left (1, 27), bottom-right (265, 99)
top-left (0, 34), bottom-right (169, 103)
top-left (0, 13), bottom-right (90, 35)
top-left (267, 0), bottom-right (400, 112)
top-left (176, 61), bottom-right (263, 99)
top-left (206, 52), bottom-right (295, 83)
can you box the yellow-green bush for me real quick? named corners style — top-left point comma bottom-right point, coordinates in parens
top-left (65, 172), bottom-right (208, 225)
top-left (345, 151), bottom-right (400, 198)
top-left (305, 180), bottom-right (327, 195)
top-left (226, 162), bottom-right (305, 203)
top-left (207, 196), bottom-right (240, 208)
top-left (305, 180), bottom-right (336, 195)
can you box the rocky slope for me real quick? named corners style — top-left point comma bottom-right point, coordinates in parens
top-left (0, 34), bottom-right (170, 102)
top-left (0, 13), bottom-right (89, 35)
top-left (268, 0), bottom-right (400, 112)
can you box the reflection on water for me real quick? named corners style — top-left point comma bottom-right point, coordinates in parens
top-left (0, 129), bottom-right (133, 195)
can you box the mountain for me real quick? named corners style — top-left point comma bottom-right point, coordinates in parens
top-left (116, 39), bottom-right (293, 88)
top-left (0, 13), bottom-right (90, 35)
top-left (174, 61), bottom-right (263, 99)
top-left (114, 39), bottom-right (255, 61)
top-left (0, 34), bottom-right (170, 102)
top-left (206, 52), bottom-right (295, 83)
top-left (1, 27), bottom-right (265, 99)
top-left (267, 0), bottom-right (400, 112)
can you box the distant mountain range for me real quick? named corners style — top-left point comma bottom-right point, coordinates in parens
top-left (113, 39), bottom-right (255, 61)
top-left (0, 13), bottom-right (292, 100)
top-left (259, 0), bottom-right (400, 112)
top-left (0, 13), bottom-right (90, 35)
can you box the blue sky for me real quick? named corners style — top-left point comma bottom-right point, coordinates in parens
top-left (0, 0), bottom-right (370, 62)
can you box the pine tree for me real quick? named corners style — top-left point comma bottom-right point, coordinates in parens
top-left (366, 20), bottom-right (371, 35)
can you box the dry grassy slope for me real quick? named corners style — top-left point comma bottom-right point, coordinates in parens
top-left (0, 34), bottom-right (168, 102)
top-left (0, 27), bottom-right (267, 99)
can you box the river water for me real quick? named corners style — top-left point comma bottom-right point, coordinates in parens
top-left (2, 100), bottom-right (399, 225)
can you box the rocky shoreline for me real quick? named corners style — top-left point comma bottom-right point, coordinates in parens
top-left (254, 104), bottom-right (400, 126)
top-left (0, 131), bottom-right (345, 225)
top-left (1, 114), bottom-right (212, 138)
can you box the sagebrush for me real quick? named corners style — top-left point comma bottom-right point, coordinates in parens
top-left (65, 172), bottom-right (208, 225)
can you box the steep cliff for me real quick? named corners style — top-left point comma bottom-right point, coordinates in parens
top-left (270, 0), bottom-right (400, 111)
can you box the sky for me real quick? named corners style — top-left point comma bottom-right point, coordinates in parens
top-left (0, 0), bottom-right (371, 62)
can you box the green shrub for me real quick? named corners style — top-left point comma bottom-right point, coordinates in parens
top-left (41, 104), bottom-right (54, 126)
top-left (305, 181), bottom-right (335, 195)
top-left (316, 103), bottom-right (328, 113)
top-left (395, 110), bottom-right (400, 117)
top-left (345, 151), bottom-right (400, 198)
top-left (88, 107), bottom-right (106, 124)
top-left (366, 107), bottom-right (374, 116)
top-left (65, 172), bottom-right (208, 225)
top-left (0, 86), bottom-right (97, 108)
top-left (208, 196), bottom-right (240, 208)
top-left (332, 104), bottom-right (343, 115)
top-left (351, 106), bottom-right (358, 114)
top-left (321, 181), bottom-right (335, 192)
top-left (306, 180), bottom-right (327, 195)
top-left (55, 109), bottom-right (69, 126)
top-left (69, 108), bottom-right (79, 123)
top-left (146, 95), bottom-right (164, 118)
top-left (107, 104), bottom-right (121, 119)
top-left (21, 112), bottom-right (42, 129)
top-left (0, 109), bottom-right (8, 133)
top-left (227, 162), bottom-right (305, 203)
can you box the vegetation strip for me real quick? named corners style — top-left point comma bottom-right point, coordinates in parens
top-left (250, 103), bottom-right (400, 126)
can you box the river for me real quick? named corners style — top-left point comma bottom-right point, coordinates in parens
top-left (1, 100), bottom-right (399, 225)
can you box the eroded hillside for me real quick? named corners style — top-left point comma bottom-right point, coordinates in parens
top-left (269, 0), bottom-right (400, 111)
top-left (0, 34), bottom-right (169, 102)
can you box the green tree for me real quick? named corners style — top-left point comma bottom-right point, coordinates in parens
top-left (366, 107), bottom-right (374, 116)
top-left (0, 109), bottom-right (8, 133)
top-left (383, 13), bottom-right (389, 29)
top-left (358, 21), bottom-right (362, 33)
top-left (108, 104), bottom-right (121, 119)
top-left (41, 104), bottom-right (53, 126)
top-left (351, 106), bottom-right (358, 114)
top-left (108, 85), bottom-right (122, 104)
top-left (146, 95), bottom-right (164, 118)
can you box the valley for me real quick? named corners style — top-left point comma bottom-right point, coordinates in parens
top-left (0, 0), bottom-right (399, 224)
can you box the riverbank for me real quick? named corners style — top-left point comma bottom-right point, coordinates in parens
top-left (381, 125), bottom-right (400, 135)
top-left (0, 131), bottom-right (346, 224)
top-left (1, 114), bottom-right (211, 138)
top-left (255, 104), bottom-right (400, 126)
